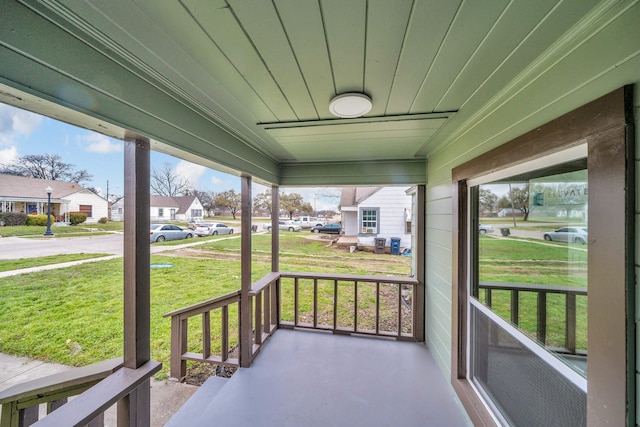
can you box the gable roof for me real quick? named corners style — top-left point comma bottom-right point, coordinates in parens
top-left (173, 195), bottom-right (197, 215)
top-left (0, 174), bottom-right (93, 200)
top-left (340, 187), bottom-right (381, 208)
top-left (149, 195), bottom-right (180, 208)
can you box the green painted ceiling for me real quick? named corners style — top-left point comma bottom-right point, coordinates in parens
top-left (1, 0), bottom-right (637, 185)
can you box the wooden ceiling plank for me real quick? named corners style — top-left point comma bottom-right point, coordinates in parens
top-left (275, 132), bottom-right (432, 144)
top-left (182, 0), bottom-right (297, 121)
top-left (266, 118), bottom-right (446, 137)
top-left (275, 0), bottom-right (335, 120)
top-left (434, 0), bottom-right (559, 111)
top-left (227, 0), bottom-right (318, 121)
top-left (364, 0), bottom-right (413, 116)
top-left (386, 0), bottom-right (462, 114)
top-left (412, 0), bottom-right (510, 113)
top-left (322, 0), bottom-right (367, 93)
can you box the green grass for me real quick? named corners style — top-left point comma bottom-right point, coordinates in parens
top-left (477, 236), bottom-right (587, 350)
top-left (0, 254), bottom-right (109, 272)
top-left (0, 222), bottom-right (123, 237)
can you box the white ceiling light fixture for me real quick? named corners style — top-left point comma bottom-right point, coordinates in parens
top-left (329, 93), bottom-right (372, 118)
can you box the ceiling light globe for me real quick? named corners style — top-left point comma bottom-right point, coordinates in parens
top-left (329, 93), bottom-right (372, 118)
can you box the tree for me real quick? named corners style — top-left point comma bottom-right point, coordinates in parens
top-left (280, 192), bottom-right (312, 219)
top-left (510, 184), bottom-right (533, 221)
top-left (479, 188), bottom-right (498, 216)
top-left (214, 189), bottom-right (241, 219)
top-left (253, 191), bottom-right (272, 215)
top-left (151, 162), bottom-right (192, 197)
top-left (1, 153), bottom-right (93, 185)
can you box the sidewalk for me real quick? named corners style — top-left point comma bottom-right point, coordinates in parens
top-left (0, 353), bottom-right (197, 426)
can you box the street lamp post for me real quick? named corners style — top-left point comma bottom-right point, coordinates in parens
top-left (44, 186), bottom-right (54, 236)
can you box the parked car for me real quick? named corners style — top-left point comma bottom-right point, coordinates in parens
top-left (479, 224), bottom-right (494, 234)
top-left (311, 223), bottom-right (342, 234)
top-left (149, 224), bottom-right (193, 242)
top-left (187, 217), bottom-right (204, 230)
top-left (293, 216), bottom-right (325, 228)
top-left (265, 221), bottom-right (302, 232)
top-left (543, 227), bottom-right (588, 244)
top-left (194, 223), bottom-right (234, 236)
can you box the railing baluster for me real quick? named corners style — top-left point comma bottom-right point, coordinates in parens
top-left (313, 279), bottom-right (318, 328)
top-left (255, 292), bottom-right (263, 345)
top-left (397, 283), bottom-right (402, 337)
top-left (264, 284), bottom-right (271, 334)
top-left (486, 289), bottom-right (492, 308)
top-left (354, 281), bottom-right (358, 332)
top-left (537, 292), bottom-right (547, 345)
top-left (202, 312), bottom-right (211, 359)
top-left (375, 282), bottom-right (380, 335)
top-left (294, 277), bottom-right (299, 326)
top-left (566, 293), bottom-right (577, 353)
top-left (272, 277), bottom-right (279, 327)
top-left (510, 290), bottom-right (519, 325)
top-left (222, 306), bottom-right (229, 362)
top-left (170, 316), bottom-right (188, 379)
top-left (333, 280), bottom-right (338, 331)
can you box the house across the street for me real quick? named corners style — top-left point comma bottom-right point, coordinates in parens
top-left (0, 174), bottom-right (108, 224)
top-left (111, 194), bottom-right (204, 222)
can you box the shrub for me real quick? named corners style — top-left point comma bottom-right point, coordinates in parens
top-left (69, 212), bottom-right (87, 225)
top-left (98, 217), bottom-right (108, 224)
top-left (0, 212), bottom-right (27, 226)
top-left (26, 214), bottom-right (52, 226)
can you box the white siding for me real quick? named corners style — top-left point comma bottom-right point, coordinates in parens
top-left (341, 210), bottom-right (358, 235)
top-left (64, 191), bottom-right (108, 224)
top-left (357, 187), bottom-right (411, 249)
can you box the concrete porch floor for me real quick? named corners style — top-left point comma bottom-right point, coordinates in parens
top-left (168, 329), bottom-right (470, 426)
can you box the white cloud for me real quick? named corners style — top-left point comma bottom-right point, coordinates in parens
top-left (0, 146), bottom-right (18, 165)
top-left (174, 160), bottom-right (206, 187)
top-left (0, 104), bottom-right (43, 145)
top-left (82, 133), bottom-right (122, 153)
top-left (210, 176), bottom-right (223, 185)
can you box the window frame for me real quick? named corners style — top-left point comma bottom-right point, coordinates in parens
top-left (451, 87), bottom-right (634, 426)
top-left (359, 207), bottom-right (380, 235)
top-left (79, 204), bottom-right (92, 218)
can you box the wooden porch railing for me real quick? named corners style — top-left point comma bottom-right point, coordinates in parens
top-left (164, 272), bottom-right (422, 379)
top-left (478, 281), bottom-right (588, 355)
top-left (0, 357), bottom-right (161, 427)
top-left (278, 272), bottom-right (420, 341)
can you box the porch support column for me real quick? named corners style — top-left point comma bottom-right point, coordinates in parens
top-left (120, 136), bottom-right (151, 426)
top-left (240, 176), bottom-right (252, 367)
top-left (271, 185), bottom-right (279, 273)
top-left (415, 185), bottom-right (425, 342)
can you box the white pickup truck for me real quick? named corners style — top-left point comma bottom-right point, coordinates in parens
top-left (293, 216), bottom-right (325, 229)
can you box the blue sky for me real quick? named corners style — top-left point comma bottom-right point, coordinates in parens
top-left (0, 103), bottom-right (340, 210)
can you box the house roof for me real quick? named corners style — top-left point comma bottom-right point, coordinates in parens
top-left (0, 174), bottom-right (91, 201)
top-left (149, 195), bottom-right (180, 208)
top-left (173, 195), bottom-right (197, 215)
top-left (340, 187), bottom-right (381, 208)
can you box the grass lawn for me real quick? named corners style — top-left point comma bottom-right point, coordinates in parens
top-left (477, 236), bottom-right (587, 350)
top-left (0, 254), bottom-right (109, 272)
top-left (0, 234), bottom-right (411, 379)
top-left (0, 222), bottom-right (124, 237)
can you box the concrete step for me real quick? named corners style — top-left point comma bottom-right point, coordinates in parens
top-left (165, 376), bottom-right (230, 427)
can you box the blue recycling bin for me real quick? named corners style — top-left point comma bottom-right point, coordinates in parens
top-left (390, 237), bottom-right (401, 255)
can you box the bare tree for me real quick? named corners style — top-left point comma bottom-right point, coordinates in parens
top-left (150, 162), bottom-right (192, 197)
top-left (1, 154), bottom-right (93, 185)
top-left (214, 189), bottom-right (241, 219)
top-left (280, 192), bottom-right (312, 219)
top-left (253, 191), bottom-right (272, 215)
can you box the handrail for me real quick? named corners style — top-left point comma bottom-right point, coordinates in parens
top-left (0, 357), bottom-right (123, 427)
top-left (32, 361), bottom-right (161, 427)
top-left (478, 281), bottom-right (587, 354)
top-left (163, 290), bottom-right (241, 318)
top-left (280, 271), bottom-right (418, 285)
top-left (250, 271), bottom-right (280, 294)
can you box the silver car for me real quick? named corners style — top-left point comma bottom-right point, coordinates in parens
top-left (543, 227), bottom-right (588, 244)
top-left (194, 223), bottom-right (234, 236)
top-left (265, 221), bottom-right (301, 232)
top-left (149, 224), bottom-right (193, 242)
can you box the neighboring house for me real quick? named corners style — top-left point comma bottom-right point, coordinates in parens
top-left (0, 174), bottom-right (108, 224)
top-left (112, 195), bottom-right (204, 222)
top-left (340, 186), bottom-right (412, 251)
